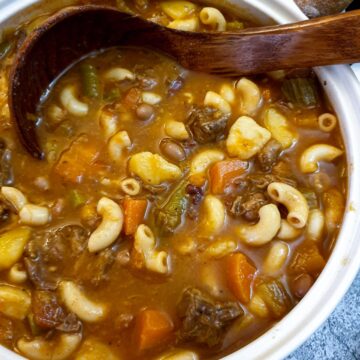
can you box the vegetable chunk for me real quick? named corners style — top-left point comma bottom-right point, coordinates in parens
top-left (123, 198), bottom-right (148, 235)
top-left (210, 160), bottom-right (248, 194)
top-left (225, 253), bottom-right (257, 303)
top-left (134, 309), bottom-right (174, 351)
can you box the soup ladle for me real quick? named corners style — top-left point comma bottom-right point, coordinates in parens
top-left (8, 5), bottom-right (360, 159)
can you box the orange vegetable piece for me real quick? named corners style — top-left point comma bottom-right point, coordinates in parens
top-left (289, 240), bottom-right (326, 276)
top-left (54, 136), bottom-right (100, 184)
top-left (123, 198), bottom-right (148, 236)
top-left (134, 309), bottom-right (174, 352)
top-left (226, 253), bottom-right (257, 303)
top-left (210, 160), bottom-right (248, 194)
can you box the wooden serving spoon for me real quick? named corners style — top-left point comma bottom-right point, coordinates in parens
top-left (8, 5), bottom-right (360, 159)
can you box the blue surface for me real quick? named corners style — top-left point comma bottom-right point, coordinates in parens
top-left (287, 271), bottom-right (360, 360)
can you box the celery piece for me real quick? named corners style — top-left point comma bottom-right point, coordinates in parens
top-left (282, 78), bottom-right (319, 107)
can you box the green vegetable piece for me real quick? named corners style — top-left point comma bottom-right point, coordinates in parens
top-left (104, 88), bottom-right (121, 102)
top-left (257, 280), bottom-right (292, 319)
top-left (27, 313), bottom-right (42, 336)
top-left (155, 180), bottom-right (188, 235)
top-left (282, 78), bottom-right (319, 108)
top-left (0, 227), bottom-right (32, 271)
top-left (69, 190), bottom-right (87, 208)
top-left (0, 40), bottom-right (13, 61)
top-left (226, 21), bottom-right (245, 31)
top-left (80, 64), bottom-right (100, 99)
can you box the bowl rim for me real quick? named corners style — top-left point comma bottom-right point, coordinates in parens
top-left (0, 1), bottom-right (360, 360)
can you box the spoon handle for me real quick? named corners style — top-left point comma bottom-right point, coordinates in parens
top-left (152, 10), bottom-right (360, 76)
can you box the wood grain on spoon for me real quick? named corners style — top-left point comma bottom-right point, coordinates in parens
top-left (8, 5), bottom-right (360, 158)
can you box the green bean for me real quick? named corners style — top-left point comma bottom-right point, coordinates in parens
top-left (282, 78), bottom-right (319, 108)
top-left (0, 40), bottom-right (13, 61)
top-left (80, 64), bottom-right (100, 99)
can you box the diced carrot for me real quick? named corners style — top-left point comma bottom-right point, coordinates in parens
top-left (210, 160), bottom-right (248, 194)
top-left (289, 240), bottom-right (326, 276)
top-left (225, 253), bottom-right (257, 303)
top-left (123, 198), bottom-right (148, 236)
top-left (134, 309), bottom-right (174, 352)
top-left (54, 136), bottom-right (100, 184)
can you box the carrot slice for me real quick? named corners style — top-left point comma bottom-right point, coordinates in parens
top-left (134, 309), bottom-right (174, 352)
top-left (54, 136), bottom-right (100, 184)
top-left (225, 253), bottom-right (257, 303)
top-left (123, 198), bottom-right (147, 236)
top-left (210, 160), bottom-right (247, 194)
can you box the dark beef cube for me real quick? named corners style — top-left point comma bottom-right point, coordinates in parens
top-left (187, 106), bottom-right (229, 144)
top-left (32, 291), bottom-right (65, 329)
top-left (248, 174), bottom-right (297, 190)
top-left (24, 225), bottom-right (89, 290)
top-left (230, 193), bottom-right (269, 221)
top-left (257, 139), bottom-right (282, 172)
top-left (177, 288), bottom-right (243, 347)
top-left (56, 313), bottom-right (82, 333)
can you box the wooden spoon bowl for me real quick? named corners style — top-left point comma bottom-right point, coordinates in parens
top-left (8, 5), bottom-right (360, 158)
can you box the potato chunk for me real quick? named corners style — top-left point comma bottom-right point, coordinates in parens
top-left (0, 285), bottom-right (31, 320)
top-left (129, 152), bottom-right (182, 185)
top-left (0, 227), bottom-right (31, 270)
top-left (226, 116), bottom-right (271, 160)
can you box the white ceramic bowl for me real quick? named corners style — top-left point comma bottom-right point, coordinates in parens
top-left (1, 1), bottom-right (360, 359)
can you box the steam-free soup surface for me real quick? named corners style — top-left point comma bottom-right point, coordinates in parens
top-left (0, 1), bottom-right (346, 359)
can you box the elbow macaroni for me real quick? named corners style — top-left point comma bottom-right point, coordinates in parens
top-left (300, 144), bottom-right (343, 173)
top-left (104, 67), bottom-right (135, 82)
top-left (200, 7), bottom-right (226, 31)
top-left (277, 219), bottom-right (302, 241)
top-left (168, 17), bottom-right (199, 31)
top-left (88, 197), bottom-right (123, 253)
top-left (129, 152), bottom-right (182, 185)
top-left (318, 113), bottom-right (337, 132)
top-left (99, 109), bottom-right (118, 140)
top-left (268, 182), bottom-right (309, 229)
top-left (108, 131), bottom-right (131, 163)
top-left (1, 186), bottom-right (27, 211)
top-left (200, 195), bottom-right (226, 237)
top-left (19, 204), bottom-right (50, 226)
top-left (263, 241), bottom-right (289, 275)
top-left (226, 116), bottom-right (271, 160)
top-left (236, 78), bottom-right (262, 116)
top-left (236, 204), bottom-right (281, 246)
top-left (60, 85), bottom-right (88, 117)
top-left (264, 108), bottom-right (297, 149)
top-left (18, 333), bottom-right (82, 360)
top-left (160, 1), bottom-right (198, 20)
top-left (59, 281), bottom-right (106, 322)
top-left (165, 120), bottom-right (189, 140)
top-left (306, 209), bottom-right (325, 241)
top-left (134, 224), bottom-right (169, 274)
top-left (204, 91), bottom-right (231, 114)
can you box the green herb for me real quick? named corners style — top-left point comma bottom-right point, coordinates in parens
top-left (282, 78), bottom-right (319, 108)
top-left (69, 189), bottom-right (87, 208)
top-left (80, 63), bottom-right (100, 99)
top-left (154, 180), bottom-right (188, 236)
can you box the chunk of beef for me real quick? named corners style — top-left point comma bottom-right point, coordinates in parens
top-left (73, 244), bottom-right (119, 286)
top-left (230, 192), bottom-right (269, 221)
top-left (257, 139), bottom-right (282, 172)
top-left (0, 139), bottom-right (13, 186)
top-left (24, 225), bottom-right (88, 290)
top-left (177, 288), bottom-right (243, 347)
top-left (187, 106), bottom-right (229, 144)
top-left (32, 290), bottom-right (81, 332)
